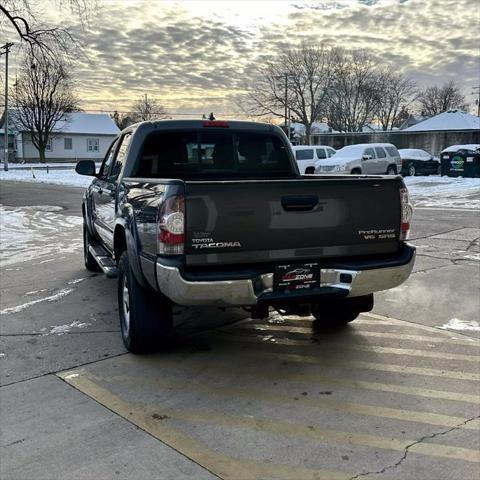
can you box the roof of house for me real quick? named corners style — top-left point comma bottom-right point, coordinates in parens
top-left (53, 113), bottom-right (120, 135)
top-left (1, 111), bottom-right (120, 135)
top-left (286, 121), bottom-right (338, 136)
top-left (403, 110), bottom-right (480, 132)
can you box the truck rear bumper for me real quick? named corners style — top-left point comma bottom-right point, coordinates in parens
top-left (155, 245), bottom-right (415, 307)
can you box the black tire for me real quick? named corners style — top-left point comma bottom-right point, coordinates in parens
top-left (386, 165), bottom-right (397, 175)
top-left (311, 294), bottom-right (373, 327)
top-left (312, 307), bottom-right (360, 327)
top-left (83, 223), bottom-right (101, 272)
top-left (408, 164), bottom-right (416, 177)
top-left (117, 251), bottom-right (173, 353)
top-left (351, 168), bottom-right (361, 174)
top-left (305, 167), bottom-right (315, 175)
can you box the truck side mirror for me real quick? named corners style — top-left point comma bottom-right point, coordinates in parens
top-left (362, 155), bottom-right (372, 161)
top-left (75, 160), bottom-right (96, 176)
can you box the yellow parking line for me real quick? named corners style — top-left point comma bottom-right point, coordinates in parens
top-left (239, 350), bottom-right (480, 382)
top-left (221, 333), bottom-right (480, 363)
top-left (70, 368), bottom-right (480, 431)
top-left (233, 322), bottom-right (480, 348)
top-left (361, 313), bottom-right (480, 341)
top-left (162, 408), bottom-right (480, 463)
top-left (59, 371), bottom-right (354, 480)
top-left (150, 356), bottom-right (480, 405)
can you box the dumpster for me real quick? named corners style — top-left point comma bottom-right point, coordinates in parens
top-left (440, 144), bottom-right (480, 177)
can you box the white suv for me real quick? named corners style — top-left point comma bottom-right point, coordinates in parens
top-left (314, 143), bottom-right (401, 175)
top-left (293, 145), bottom-right (336, 174)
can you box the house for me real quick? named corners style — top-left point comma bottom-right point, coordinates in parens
top-left (281, 121), bottom-right (337, 144)
top-left (403, 110), bottom-right (480, 132)
top-left (0, 111), bottom-right (120, 162)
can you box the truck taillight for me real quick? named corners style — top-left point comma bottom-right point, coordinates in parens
top-left (400, 187), bottom-right (413, 241)
top-left (157, 194), bottom-right (185, 255)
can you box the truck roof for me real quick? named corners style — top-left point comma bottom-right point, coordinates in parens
top-left (125, 119), bottom-right (278, 133)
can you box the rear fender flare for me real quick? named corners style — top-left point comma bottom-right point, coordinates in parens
top-left (115, 207), bottom-right (148, 289)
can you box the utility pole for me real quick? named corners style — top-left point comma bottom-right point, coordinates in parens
top-left (472, 86), bottom-right (480, 117)
top-left (284, 72), bottom-right (288, 128)
top-left (1, 42), bottom-right (14, 172)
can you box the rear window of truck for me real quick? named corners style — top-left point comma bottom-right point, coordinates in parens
top-left (133, 130), bottom-right (293, 179)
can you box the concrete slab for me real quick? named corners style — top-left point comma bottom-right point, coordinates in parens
top-left (0, 375), bottom-right (216, 480)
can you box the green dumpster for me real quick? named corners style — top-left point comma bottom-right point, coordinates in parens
top-left (440, 145), bottom-right (480, 177)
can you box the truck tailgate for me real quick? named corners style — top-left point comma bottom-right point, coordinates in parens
top-left (184, 177), bottom-right (402, 266)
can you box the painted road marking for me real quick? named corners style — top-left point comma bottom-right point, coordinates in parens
top-left (234, 349), bottom-right (480, 382)
top-left (59, 372), bottom-right (354, 480)
top-left (73, 369), bottom-right (479, 431)
top-left (232, 322), bottom-right (480, 348)
top-left (220, 332), bottom-right (480, 363)
top-left (132, 354), bottom-right (480, 405)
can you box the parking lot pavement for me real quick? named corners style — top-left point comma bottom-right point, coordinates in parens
top-left (58, 315), bottom-right (480, 480)
top-left (1, 181), bottom-right (479, 479)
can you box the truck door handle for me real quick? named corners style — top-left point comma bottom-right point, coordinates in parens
top-left (281, 195), bottom-right (318, 212)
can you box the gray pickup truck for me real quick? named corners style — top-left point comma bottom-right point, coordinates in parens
top-left (76, 120), bottom-right (415, 352)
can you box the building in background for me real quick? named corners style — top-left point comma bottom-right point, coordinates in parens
top-left (402, 109), bottom-right (480, 132)
top-left (0, 112), bottom-right (120, 163)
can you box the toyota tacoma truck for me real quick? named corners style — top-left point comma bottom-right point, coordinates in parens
top-left (76, 120), bottom-right (415, 353)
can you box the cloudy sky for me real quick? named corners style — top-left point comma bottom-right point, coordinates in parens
top-left (4, 0), bottom-right (480, 117)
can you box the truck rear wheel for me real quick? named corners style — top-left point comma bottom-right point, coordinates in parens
top-left (312, 307), bottom-right (360, 326)
top-left (117, 251), bottom-right (173, 353)
top-left (311, 294), bottom-right (373, 327)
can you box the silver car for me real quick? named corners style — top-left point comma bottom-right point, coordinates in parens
top-left (315, 143), bottom-right (402, 175)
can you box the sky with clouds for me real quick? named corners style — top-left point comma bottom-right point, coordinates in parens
top-left (3, 0), bottom-right (480, 117)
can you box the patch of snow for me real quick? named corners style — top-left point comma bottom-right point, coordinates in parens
top-left (0, 288), bottom-right (74, 315)
top-left (442, 144), bottom-right (480, 153)
top-left (439, 318), bottom-right (480, 332)
top-left (0, 353), bottom-right (5, 359)
top-left (405, 176), bottom-right (480, 210)
top-left (0, 169), bottom-right (93, 188)
top-left (67, 278), bottom-right (86, 285)
top-left (18, 205), bottom-right (65, 212)
top-left (49, 320), bottom-right (91, 335)
top-left (403, 110), bottom-right (480, 132)
top-left (0, 204), bottom-right (83, 267)
top-left (460, 253), bottom-right (480, 262)
top-left (25, 289), bottom-right (48, 296)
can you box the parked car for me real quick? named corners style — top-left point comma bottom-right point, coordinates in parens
top-left (293, 145), bottom-right (336, 174)
top-left (314, 143), bottom-right (401, 175)
top-left (399, 149), bottom-right (440, 176)
top-left (76, 120), bottom-right (415, 353)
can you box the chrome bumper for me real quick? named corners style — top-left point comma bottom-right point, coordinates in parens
top-left (156, 249), bottom-right (416, 307)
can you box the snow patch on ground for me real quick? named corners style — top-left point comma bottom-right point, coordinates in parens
top-left (0, 288), bottom-right (74, 315)
top-left (404, 176), bottom-right (480, 210)
top-left (0, 168), bottom-right (93, 188)
top-left (0, 204), bottom-right (83, 267)
top-left (48, 320), bottom-right (91, 335)
top-left (439, 318), bottom-right (480, 331)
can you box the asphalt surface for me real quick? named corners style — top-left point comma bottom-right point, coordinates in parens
top-left (1, 180), bottom-right (479, 480)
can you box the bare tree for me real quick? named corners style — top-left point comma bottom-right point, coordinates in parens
top-left (131, 95), bottom-right (168, 122)
top-left (376, 68), bottom-right (417, 131)
top-left (111, 110), bottom-right (135, 130)
top-left (244, 44), bottom-right (335, 144)
top-left (417, 80), bottom-right (468, 116)
top-left (12, 48), bottom-right (79, 162)
top-left (0, 1), bottom-right (94, 59)
top-left (325, 50), bottom-right (382, 132)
